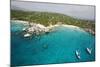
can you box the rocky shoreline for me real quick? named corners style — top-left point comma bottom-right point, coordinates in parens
top-left (11, 20), bottom-right (95, 37)
top-left (23, 23), bottom-right (50, 37)
top-left (84, 28), bottom-right (95, 35)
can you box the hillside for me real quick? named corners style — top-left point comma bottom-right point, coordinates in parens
top-left (11, 10), bottom-right (95, 33)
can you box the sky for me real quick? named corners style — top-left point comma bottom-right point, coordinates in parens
top-left (11, 1), bottom-right (95, 20)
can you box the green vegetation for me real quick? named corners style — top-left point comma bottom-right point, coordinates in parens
top-left (11, 10), bottom-right (95, 32)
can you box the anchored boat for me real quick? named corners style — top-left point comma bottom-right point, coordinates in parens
top-left (86, 48), bottom-right (92, 55)
top-left (24, 33), bottom-right (31, 37)
top-left (75, 50), bottom-right (81, 60)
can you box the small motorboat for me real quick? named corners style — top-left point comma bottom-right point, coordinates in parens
top-left (75, 50), bottom-right (81, 60)
top-left (86, 48), bottom-right (92, 55)
top-left (24, 33), bottom-right (31, 37)
top-left (22, 28), bottom-right (26, 31)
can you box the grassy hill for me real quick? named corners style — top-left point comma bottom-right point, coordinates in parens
top-left (11, 10), bottom-right (95, 32)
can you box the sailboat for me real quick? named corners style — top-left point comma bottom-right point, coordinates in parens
top-left (75, 50), bottom-right (81, 60)
top-left (86, 48), bottom-right (92, 55)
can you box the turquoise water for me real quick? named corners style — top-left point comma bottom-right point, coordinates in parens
top-left (11, 21), bottom-right (95, 66)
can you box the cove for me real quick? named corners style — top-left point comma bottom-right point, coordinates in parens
top-left (11, 20), bottom-right (95, 66)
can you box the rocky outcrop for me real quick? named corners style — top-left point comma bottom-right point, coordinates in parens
top-left (84, 28), bottom-right (95, 35)
top-left (23, 23), bottom-right (50, 37)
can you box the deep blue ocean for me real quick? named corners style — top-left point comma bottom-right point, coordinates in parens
top-left (11, 20), bottom-right (95, 66)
